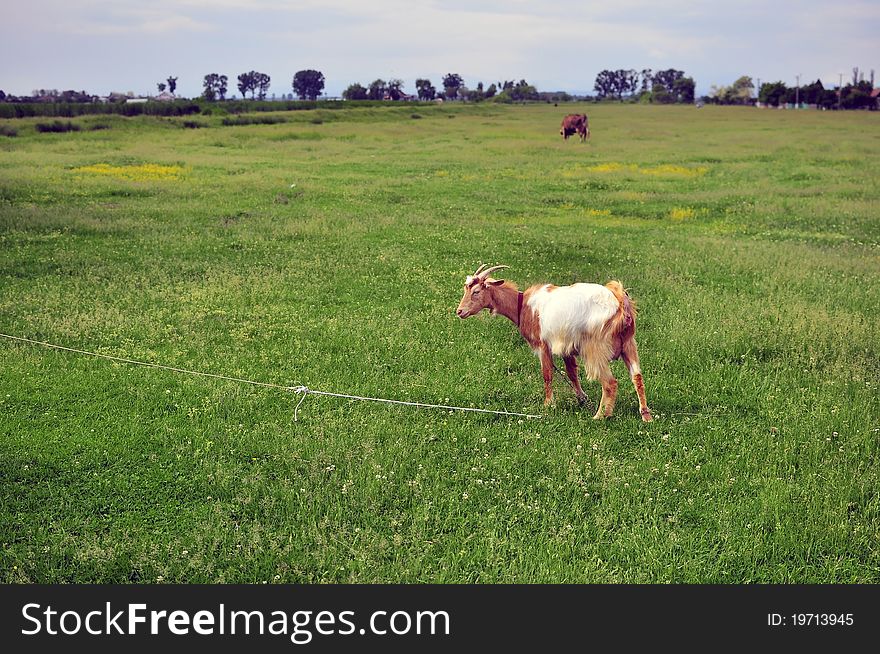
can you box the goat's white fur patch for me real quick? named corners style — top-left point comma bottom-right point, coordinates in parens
top-left (528, 283), bottom-right (619, 357)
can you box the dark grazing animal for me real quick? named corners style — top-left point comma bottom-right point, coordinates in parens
top-left (560, 113), bottom-right (590, 142)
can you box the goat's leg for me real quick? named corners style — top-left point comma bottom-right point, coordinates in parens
top-left (621, 337), bottom-right (653, 422)
top-left (539, 344), bottom-right (554, 406)
top-left (563, 355), bottom-right (587, 405)
top-left (592, 363), bottom-right (618, 420)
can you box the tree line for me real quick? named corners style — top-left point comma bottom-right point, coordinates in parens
top-left (3, 65), bottom-right (876, 110)
top-left (708, 68), bottom-right (876, 109)
top-left (0, 72), bottom-right (539, 105)
top-left (201, 70), bottom-right (325, 101)
top-left (340, 74), bottom-right (538, 103)
top-left (593, 68), bottom-right (696, 104)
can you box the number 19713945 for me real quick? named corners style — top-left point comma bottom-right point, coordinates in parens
top-left (768, 613), bottom-right (854, 627)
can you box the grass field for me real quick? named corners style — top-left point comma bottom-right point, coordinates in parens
top-left (1, 102), bottom-right (878, 583)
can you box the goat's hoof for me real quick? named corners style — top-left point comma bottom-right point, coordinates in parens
top-left (577, 395), bottom-right (587, 406)
top-left (592, 412), bottom-right (606, 420)
top-left (641, 409), bottom-right (654, 422)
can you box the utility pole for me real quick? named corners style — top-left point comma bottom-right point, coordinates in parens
top-left (756, 77), bottom-right (761, 104)
top-left (795, 74), bottom-right (800, 108)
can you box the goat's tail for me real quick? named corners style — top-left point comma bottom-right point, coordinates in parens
top-left (605, 280), bottom-right (637, 323)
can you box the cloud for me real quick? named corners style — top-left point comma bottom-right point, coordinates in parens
top-left (265, 3), bottom-right (714, 91)
top-left (67, 14), bottom-right (216, 36)
top-left (10, 1), bottom-right (216, 36)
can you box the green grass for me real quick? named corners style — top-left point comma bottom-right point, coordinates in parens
top-left (1, 103), bottom-right (878, 583)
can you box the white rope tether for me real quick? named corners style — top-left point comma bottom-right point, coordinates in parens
top-left (1, 333), bottom-right (542, 421)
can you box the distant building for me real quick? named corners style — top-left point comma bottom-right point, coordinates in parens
top-left (383, 91), bottom-right (416, 101)
top-left (103, 92), bottom-right (134, 103)
top-left (153, 91), bottom-right (176, 102)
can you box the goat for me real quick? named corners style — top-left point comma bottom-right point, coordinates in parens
top-left (455, 264), bottom-right (652, 421)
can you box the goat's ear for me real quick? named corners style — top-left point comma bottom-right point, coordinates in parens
top-left (487, 278), bottom-right (505, 286)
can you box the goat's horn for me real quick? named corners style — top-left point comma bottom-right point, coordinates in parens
top-left (478, 265), bottom-right (509, 279)
top-left (473, 263), bottom-right (489, 276)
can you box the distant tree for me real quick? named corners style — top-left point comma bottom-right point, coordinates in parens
top-left (367, 79), bottom-right (387, 101)
top-left (201, 79), bottom-right (213, 101)
top-left (234, 70), bottom-right (269, 99)
top-left (415, 78), bottom-right (436, 101)
top-left (0, 90), bottom-right (6, 101)
top-left (237, 72), bottom-right (254, 99)
top-left (166, 76), bottom-right (178, 94)
top-left (801, 79), bottom-right (824, 105)
top-left (758, 81), bottom-right (786, 106)
top-left (651, 83), bottom-right (675, 104)
top-left (639, 68), bottom-right (654, 94)
top-left (615, 69), bottom-right (639, 98)
top-left (508, 79), bottom-right (538, 101)
top-left (157, 82), bottom-right (167, 93)
top-left (593, 70), bottom-right (616, 99)
top-left (54, 89), bottom-right (92, 103)
top-left (817, 88), bottom-right (838, 110)
top-left (32, 89), bottom-right (58, 100)
top-left (710, 84), bottom-right (735, 104)
top-left (387, 78), bottom-right (404, 100)
top-left (730, 76), bottom-right (754, 104)
top-left (593, 70), bottom-right (637, 100)
top-left (654, 69), bottom-right (685, 91)
top-left (343, 83), bottom-right (368, 100)
top-left (202, 73), bottom-right (228, 101)
top-left (255, 72), bottom-right (271, 100)
top-left (709, 84), bottom-right (726, 103)
top-left (841, 80), bottom-right (874, 110)
top-left (442, 73), bottom-right (463, 100)
top-left (292, 69), bottom-right (325, 100)
top-left (235, 70), bottom-right (271, 99)
top-left (490, 80), bottom-right (538, 103)
top-left (484, 83), bottom-right (497, 99)
top-left (780, 86), bottom-right (799, 105)
top-left (673, 77), bottom-right (695, 104)
top-left (711, 76), bottom-right (753, 105)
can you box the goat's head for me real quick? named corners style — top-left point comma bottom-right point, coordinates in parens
top-left (455, 264), bottom-right (508, 318)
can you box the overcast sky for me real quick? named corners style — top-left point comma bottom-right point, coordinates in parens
top-left (3, 0), bottom-right (877, 98)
